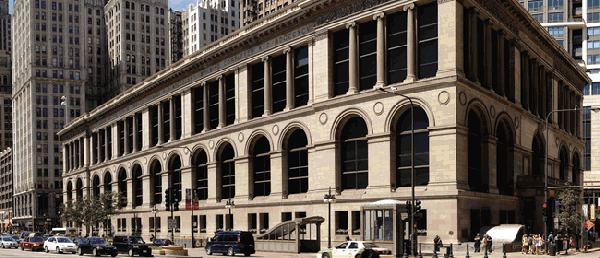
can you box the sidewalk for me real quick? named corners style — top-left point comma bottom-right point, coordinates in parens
top-left (175, 248), bottom-right (319, 258)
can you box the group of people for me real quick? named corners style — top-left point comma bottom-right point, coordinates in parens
top-left (521, 234), bottom-right (545, 255)
top-left (473, 233), bottom-right (493, 253)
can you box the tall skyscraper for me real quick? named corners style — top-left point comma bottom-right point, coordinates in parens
top-left (11, 0), bottom-right (105, 230)
top-left (0, 0), bottom-right (10, 153)
top-left (241, 0), bottom-right (294, 26)
top-left (104, 0), bottom-right (169, 100)
top-left (180, 0), bottom-right (239, 56)
top-left (0, 147), bottom-right (12, 232)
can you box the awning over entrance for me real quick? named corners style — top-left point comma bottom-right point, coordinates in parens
top-left (480, 224), bottom-right (526, 244)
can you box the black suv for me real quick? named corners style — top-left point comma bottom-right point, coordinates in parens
top-left (112, 236), bottom-right (152, 257)
top-left (205, 231), bottom-right (255, 256)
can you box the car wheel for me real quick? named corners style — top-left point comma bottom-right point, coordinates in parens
top-left (20, 245), bottom-right (23, 251)
top-left (57, 247), bottom-right (63, 254)
top-left (45, 246), bottom-right (49, 253)
top-left (2, 243), bottom-right (5, 248)
top-left (111, 252), bottom-right (117, 257)
top-left (322, 253), bottom-right (330, 258)
top-left (128, 248), bottom-right (134, 257)
top-left (207, 246), bottom-right (213, 255)
top-left (78, 247), bottom-right (84, 256)
top-left (244, 252), bottom-right (251, 257)
top-left (30, 246), bottom-right (35, 252)
top-left (228, 247), bottom-right (234, 256)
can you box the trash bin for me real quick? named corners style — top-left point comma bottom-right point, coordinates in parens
top-left (549, 244), bottom-right (556, 256)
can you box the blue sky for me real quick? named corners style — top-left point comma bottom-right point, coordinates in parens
top-left (8, 0), bottom-right (195, 14)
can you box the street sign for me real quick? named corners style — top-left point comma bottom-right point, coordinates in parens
top-left (585, 220), bottom-right (595, 231)
top-left (168, 219), bottom-right (177, 229)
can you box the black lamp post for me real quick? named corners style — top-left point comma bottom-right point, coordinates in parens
top-left (323, 187), bottom-right (336, 249)
top-left (225, 199), bottom-right (234, 231)
top-left (152, 205), bottom-right (158, 235)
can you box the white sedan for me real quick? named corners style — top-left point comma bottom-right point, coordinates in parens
top-left (0, 236), bottom-right (18, 248)
top-left (318, 241), bottom-right (392, 258)
top-left (43, 236), bottom-right (77, 254)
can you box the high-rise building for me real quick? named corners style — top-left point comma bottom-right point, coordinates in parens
top-left (0, 148), bottom-right (12, 233)
top-left (241, 0), bottom-right (294, 26)
top-left (11, 0), bottom-right (105, 231)
top-left (521, 0), bottom-right (600, 231)
top-left (104, 0), bottom-right (169, 100)
top-left (180, 0), bottom-right (238, 57)
top-left (0, 0), bottom-right (11, 152)
top-left (168, 9), bottom-right (183, 64)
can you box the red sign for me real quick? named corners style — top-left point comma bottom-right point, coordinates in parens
top-left (585, 220), bottom-right (595, 231)
top-left (186, 189), bottom-right (199, 210)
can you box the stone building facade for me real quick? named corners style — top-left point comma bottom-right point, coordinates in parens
top-left (0, 148), bottom-right (12, 232)
top-left (59, 0), bottom-right (589, 246)
top-left (168, 9), bottom-right (183, 65)
top-left (241, 0), bottom-right (295, 26)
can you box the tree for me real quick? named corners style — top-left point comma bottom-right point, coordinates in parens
top-left (58, 192), bottom-right (123, 236)
top-left (557, 182), bottom-right (582, 236)
top-left (97, 191), bottom-right (123, 236)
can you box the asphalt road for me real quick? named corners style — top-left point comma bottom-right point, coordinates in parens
top-left (0, 246), bottom-right (120, 258)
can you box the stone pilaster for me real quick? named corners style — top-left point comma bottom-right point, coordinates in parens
top-left (235, 156), bottom-right (251, 200)
top-left (142, 108), bottom-right (150, 150)
top-left (207, 163), bottom-right (218, 202)
top-left (468, 8), bottom-right (479, 83)
top-left (263, 56), bottom-right (272, 116)
top-left (347, 22), bottom-right (358, 93)
top-left (285, 47), bottom-right (294, 110)
top-left (374, 12), bottom-right (386, 87)
top-left (132, 115), bottom-right (139, 153)
top-left (436, 0), bottom-right (465, 78)
top-left (270, 152), bottom-right (284, 199)
top-left (182, 88), bottom-right (194, 137)
top-left (486, 136), bottom-right (499, 194)
top-left (157, 103), bottom-right (164, 145)
top-left (367, 134), bottom-right (392, 194)
top-left (483, 19), bottom-right (492, 89)
top-left (497, 30), bottom-right (505, 97)
top-left (218, 75), bottom-right (226, 128)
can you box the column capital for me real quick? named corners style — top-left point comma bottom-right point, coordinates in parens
top-left (497, 29), bottom-right (505, 37)
top-left (217, 74), bottom-right (224, 80)
top-left (403, 3), bottom-right (415, 11)
top-left (483, 18), bottom-right (492, 25)
top-left (468, 7), bottom-right (479, 15)
top-left (346, 21), bottom-right (356, 29)
top-left (262, 55), bottom-right (270, 62)
top-left (201, 81), bottom-right (207, 87)
top-left (373, 12), bottom-right (385, 20)
top-left (283, 46), bottom-right (292, 54)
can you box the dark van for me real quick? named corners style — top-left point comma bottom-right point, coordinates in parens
top-left (205, 231), bottom-right (255, 256)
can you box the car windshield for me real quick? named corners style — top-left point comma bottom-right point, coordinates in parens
top-left (363, 243), bottom-right (379, 248)
top-left (3, 237), bottom-right (12, 241)
top-left (131, 237), bottom-right (145, 244)
top-left (30, 237), bottom-right (43, 242)
top-left (11, 236), bottom-right (18, 240)
top-left (90, 238), bottom-right (107, 245)
top-left (57, 238), bottom-right (72, 243)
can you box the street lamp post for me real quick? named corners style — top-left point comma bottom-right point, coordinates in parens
top-left (225, 199), bottom-right (234, 231)
top-left (152, 205), bottom-right (158, 237)
top-left (191, 191), bottom-right (199, 247)
top-left (323, 187), bottom-right (336, 249)
top-left (378, 87), bottom-right (416, 256)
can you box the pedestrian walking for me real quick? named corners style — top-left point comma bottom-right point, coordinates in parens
top-left (486, 234), bottom-right (493, 253)
top-left (528, 235), bottom-right (534, 254)
top-left (569, 236), bottom-right (574, 251)
top-left (482, 234), bottom-right (488, 253)
top-left (536, 234), bottom-right (542, 255)
top-left (474, 233), bottom-right (481, 253)
top-left (522, 234), bottom-right (528, 254)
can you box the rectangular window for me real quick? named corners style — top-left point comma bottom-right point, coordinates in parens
top-left (225, 73), bottom-right (236, 126)
top-left (136, 113), bottom-right (143, 151)
top-left (418, 3), bottom-right (438, 79)
top-left (588, 55), bottom-right (600, 65)
top-left (387, 11), bottom-right (407, 84)
top-left (532, 14), bottom-right (543, 23)
top-left (548, 26), bottom-right (564, 37)
top-left (590, 0), bottom-right (600, 9)
top-left (548, 0), bottom-right (564, 11)
top-left (352, 211), bottom-right (360, 235)
top-left (127, 117), bottom-right (134, 153)
top-left (199, 215), bottom-right (206, 233)
top-left (359, 20), bottom-right (377, 90)
top-left (174, 95), bottom-right (182, 140)
top-left (548, 12), bottom-right (564, 23)
top-left (118, 120), bottom-right (125, 156)
top-left (209, 80), bottom-right (219, 129)
top-left (416, 210), bottom-right (427, 236)
top-left (260, 213), bottom-right (269, 234)
top-left (333, 29), bottom-right (349, 96)
top-left (107, 127), bottom-right (112, 159)
top-left (590, 27), bottom-right (600, 36)
top-left (248, 213), bottom-right (257, 233)
top-left (528, 0), bottom-right (543, 11)
top-left (584, 107), bottom-right (591, 170)
top-left (99, 129), bottom-right (105, 161)
top-left (336, 211), bottom-right (348, 235)
top-left (294, 46), bottom-right (309, 107)
top-left (151, 105), bottom-right (159, 146)
top-left (251, 62), bottom-right (265, 118)
top-left (272, 54), bottom-right (287, 114)
top-left (162, 101), bottom-right (170, 141)
top-left (193, 86), bottom-right (204, 134)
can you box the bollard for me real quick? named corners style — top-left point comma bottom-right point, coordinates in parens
top-left (503, 244), bottom-right (507, 258)
top-left (403, 242), bottom-right (409, 258)
top-left (418, 243), bottom-right (423, 258)
top-left (433, 244), bottom-right (438, 258)
top-left (466, 244), bottom-right (470, 258)
top-left (448, 243), bottom-right (454, 258)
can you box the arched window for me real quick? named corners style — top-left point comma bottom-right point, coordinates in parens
top-left (170, 156), bottom-right (182, 202)
top-left (496, 120), bottom-right (514, 195)
top-left (76, 178), bottom-right (83, 199)
top-left (220, 144), bottom-right (235, 200)
top-left (92, 175), bottom-right (100, 198)
top-left (340, 117), bottom-right (369, 190)
top-left (67, 181), bottom-right (73, 201)
top-left (252, 137), bottom-right (271, 197)
top-left (559, 147), bottom-right (569, 181)
top-left (532, 134), bottom-right (545, 176)
top-left (287, 130), bottom-right (309, 195)
top-left (396, 107), bottom-right (429, 187)
top-left (468, 110), bottom-right (488, 192)
top-left (193, 150), bottom-right (208, 200)
top-left (118, 168), bottom-right (127, 207)
top-left (150, 160), bottom-right (162, 205)
top-left (133, 165), bottom-right (143, 207)
top-left (104, 172), bottom-right (112, 193)
top-left (573, 153), bottom-right (581, 185)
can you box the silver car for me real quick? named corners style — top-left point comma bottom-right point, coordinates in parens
top-left (1, 236), bottom-right (18, 248)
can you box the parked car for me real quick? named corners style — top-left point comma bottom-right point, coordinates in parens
top-left (10, 235), bottom-right (20, 244)
top-left (20, 235), bottom-right (45, 251)
top-left (112, 235), bottom-right (152, 257)
top-left (152, 238), bottom-right (174, 246)
top-left (317, 241), bottom-right (392, 258)
top-left (19, 231), bottom-right (32, 240)
top-left (44, 236), bottom-right (77, 254)
top-left (1, 235), bottom-right (18, 248)
top-left (72, 237), bottom-right (118, 257)
top-left (205, 231), bottom-right (255, 256)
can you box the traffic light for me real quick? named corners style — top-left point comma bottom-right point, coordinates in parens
top-left (414, 200), bottom-right (421, 213)
top-left (543, 203), bottom-right (547, 217)
top-left (165, 188), bottom-right (171, 211)
top-left (406, 200), bottom-right (412, 214)
top-left (173, 190), bottom-right (180, 211)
